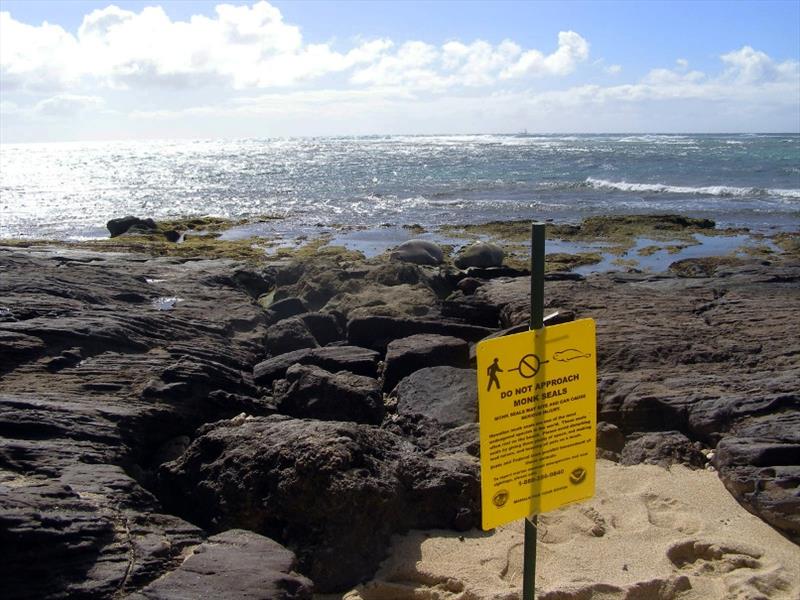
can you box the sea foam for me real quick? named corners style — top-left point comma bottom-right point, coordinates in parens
top-left (586, 177), bottom-right (800, 199)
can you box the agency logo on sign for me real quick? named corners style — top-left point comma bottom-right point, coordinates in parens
top-left (492, 489), bottom-right (510, 507)
top-left (569, 467), bottom-right (587, 485)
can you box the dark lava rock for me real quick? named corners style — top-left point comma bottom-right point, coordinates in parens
top-left (125, 529), bottom-right (312, 600)
top-left (268, 297), bottom-right (308, 323)
top-left (266, 317), bottom-right (318, 355)
top-left (253, 345), bottom-right (380, 386)
top-left (620, 431), bottom-right (707, 469)
top-left (0, 330), bottom-right (46, 368)
top-left (366, 262), bottom-right (422, 286)
top-left (597, 421), bottom-right (625, 454)
top-left (457, 277), bottom-right (482, 295)
top-left (383, 334), bottom-right (470, 393)
top-left (297, 312), bottom-right (342, 346)
top-left (275, 364), bottom-right (384, 424)
top-left (714, 411), bottom-right (800, 543)
top-left (231, 267), bottom-right (275, 298)
top-left (0, 247), bottom-right (276, 599)
top-left (158, 415), bottom-right (479, 592)
top-left (162, 229), bottom-right (181, 243)
top-left (107, 216), bottom-right (157, 237)
top-left (465, 265), bottom-right (530, 279)
top-left (669, 256), bottom-right (746, 278)
top-left (391, 366), bottom-right (477, 429)
top-left (389, 239), bottom-right (444, 266)
top-left (0, 461), bottom-right (204, 600)
top-left (347, 315), bottom-right (494, 352)
top-left (454, 242), bottom-right (504, 269)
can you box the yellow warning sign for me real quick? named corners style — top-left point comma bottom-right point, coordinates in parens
top-left (477, 318), bottom-right (597, 530)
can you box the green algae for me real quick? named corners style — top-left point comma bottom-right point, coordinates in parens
top-left (637, 245), bottom-right (661, 257)
top-left (545, 252), bottom-right (603, 272)
top-left (158, 214), bottom-right (284, 234)
top-left (440, 214), bottom-right (718, 250)
top-left (611, 257), bottom-right (640, 270)
top-left (668, 256), bottom-right (748, 278)
top-left (772, 232), bottom-right (800, 258)
top-left (0, 235), bottom-right (274, 263)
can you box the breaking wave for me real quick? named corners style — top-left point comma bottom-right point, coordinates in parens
top-left (586, 177), bottom-right (800, 199)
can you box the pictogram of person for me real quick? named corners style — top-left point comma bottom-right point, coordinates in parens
top-left (487, 357), bottom-right (503, 391)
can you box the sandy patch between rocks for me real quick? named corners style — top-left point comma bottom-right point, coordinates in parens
top-left (333, 460), bottom-right (799, 600)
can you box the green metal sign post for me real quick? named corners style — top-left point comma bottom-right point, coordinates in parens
top-left (522, 222), bottom-right (546, 600)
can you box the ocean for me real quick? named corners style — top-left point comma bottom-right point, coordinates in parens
top-left (1, 133), bottom-right (798, 240)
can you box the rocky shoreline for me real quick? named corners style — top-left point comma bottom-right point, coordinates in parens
top-left (1, 216), bottom-right (798, 598)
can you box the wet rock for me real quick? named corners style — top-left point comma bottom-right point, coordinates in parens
top-left (389, 239), bottom-right (444, 266)
top-left (391, 366), bottom-right (477, 429)
top-left (325, 284), bottom-right (437, 319)
top-left (620, 431), bottom-right (707, 469)
top-left (107, 216), bottom-right (157, 237)
top-left (266, 317), bottom-right (318, 355)
top-left (465, 265), bottom-right (530, 279)
top-left (366, 262), bottom-right (422, 286)
top-left (597, 421), bottom-right (625, 455)
top-left (158, 416), bottom-right (479, 592)
top-left (162, 229), bottom-right (181, 243)
top-left (253, 345), bottom-right (380, 386)
top-left (0, 462), bottom-right (204, 600)
top-left (230, 267), bottom-right (275, 298)
top-left (687, 387), bottom-right (798, 444)
top-left (0, 330), bottom-right (46, 368)
top-left (125, 530), bottom-right (312, 600)
top-left (383, 334), bottom-right (470, 393)
top-left (0, 246), bottom-right (274, 599)
top-left (454, 242), bottom-right (504, 269)
top-left (276, 364), bottom-right (384, 424)
top-left (347, 315), bottom-right (495, 352)
top-left (669, 256), bottom-right (747, 278)
top-left (457, 277), bottom-right (482, 295)
top-left (713, 411), bottom-right (800, 543)
top-left (297, 312), bottom-right (342, 346)
top-left (268, 297), bottom-right (308, 323)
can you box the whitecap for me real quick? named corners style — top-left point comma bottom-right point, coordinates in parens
top-left (587, 177), bottom-right (749, 196)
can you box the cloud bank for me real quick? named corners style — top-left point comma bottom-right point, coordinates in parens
top-left (1, 1), bottom-right (798, 139)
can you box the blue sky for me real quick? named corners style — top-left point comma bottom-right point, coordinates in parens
top-left (1, 0), bottom-right (798, 141)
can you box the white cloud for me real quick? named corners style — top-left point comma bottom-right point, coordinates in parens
top-left (1, 3), bottom-right (589, 93)
top-left (0, 2), bottom-right (797, 137)
top-left (500, 31), bottom-right (589, 79)
top-left (720, 45), bottom-right (799, 84)
top-left (34, 94), bottom-right (105, 116)
top-left (440, 39), bottom-right (521, 86)
top-left (1, 2), bottom-right (391, 91)
top-left (0, 11), bottom-right (80, 91)
top-left (0, 100), bottom-right (20, 114)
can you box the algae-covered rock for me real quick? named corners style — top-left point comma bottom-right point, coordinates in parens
top-left (107, 215), bottom-right (157, 237)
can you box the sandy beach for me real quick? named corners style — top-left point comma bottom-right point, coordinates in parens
top-left (344, 460), bottom-right (800, 600)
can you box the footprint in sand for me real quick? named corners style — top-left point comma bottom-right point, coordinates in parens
top-left (667, 540), bottom-right (762, 575)
top-left (643, 493), bottom-right (702, 534)
top-left (539, 506), bottom-right (609, 544)
top-left (665, 539), bottom-right (796, 598)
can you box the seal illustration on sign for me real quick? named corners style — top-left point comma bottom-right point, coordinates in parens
top-left (492, 489), bottom-right (510, 507)
top-left (554, 348), bottom-right (592, 362)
